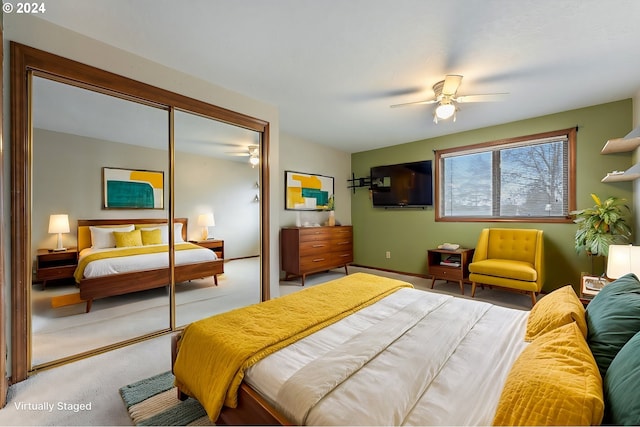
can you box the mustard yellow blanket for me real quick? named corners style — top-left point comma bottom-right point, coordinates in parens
top-left (173, 272), bottom-right (413, 421)
top-left (73, 242), bottom-right (201, 282)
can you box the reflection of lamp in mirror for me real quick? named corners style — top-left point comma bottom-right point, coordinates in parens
top-left (49, 214), bottom-right (70, 252)
top-left (606, 244), bottom-right (640, 279)
top-left (248, 145), bottom-right (259, 168)
top-left (197, 213), bottom-right (215, 240)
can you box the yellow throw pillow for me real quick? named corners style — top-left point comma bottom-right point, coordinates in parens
top-left (493, 322), bottom-right (604, 426)
top-left (140, 228), bottom-right (162, 245)
top-left (525, 284), bottom-right (587, 341)
top-left (113, 229), bottom-right (143, 248)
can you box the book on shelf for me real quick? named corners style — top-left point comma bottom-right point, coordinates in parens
top-left (440, 261), bottom-right (461, 267)
top-left (440, 255), bottom-right (461, 267)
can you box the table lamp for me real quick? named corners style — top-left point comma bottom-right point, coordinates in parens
top-left (606, 244), bottom-right (640, 279)
top-left (197, 213), bottom-right (215, 240)
top-left (48, 214), bottom-right (70, 251)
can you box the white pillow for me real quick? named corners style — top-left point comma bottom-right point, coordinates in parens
top-left (141, 223), bottom-right (184, 244)
top-left (90, 225), bottom-right (135, 249)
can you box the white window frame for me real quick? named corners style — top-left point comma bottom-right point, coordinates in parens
top-left (435, 127), bottom-right (576, 223)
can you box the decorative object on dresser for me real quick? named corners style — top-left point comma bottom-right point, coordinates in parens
top-left (197, 213), bottom-right (215, 240)
top-left (284, 170), bottom-right (334, 211)
top-left (427, 247), bottom-right (474, 294)
top-left (280, 226), bottom-right (353, 285)
top-left (48, 214), bottom-right (70, 252)
top-left (36, 247), bottom-right (78, 289)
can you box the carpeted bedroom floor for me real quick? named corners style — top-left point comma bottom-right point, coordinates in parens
top-left (0, 266), bottom-right (532, 426)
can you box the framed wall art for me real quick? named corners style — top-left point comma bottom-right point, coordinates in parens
top-left (285, 170), bottom-right (334, 211)
top-left (102, 167), bottom-right (165, 209)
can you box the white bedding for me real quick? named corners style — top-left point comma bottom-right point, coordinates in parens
top-left (78, 244), bottom-right (217, 279)
top-left (244, 288), bottom-right (528, 426)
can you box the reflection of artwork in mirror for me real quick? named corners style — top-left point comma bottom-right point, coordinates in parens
top-left (285, 170), bottom-right (334, 211)
top-left (102, 167), bottom-right (164, 209)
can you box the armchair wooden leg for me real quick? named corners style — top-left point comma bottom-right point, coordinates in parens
top-left (530, 291), bottom-right (537, 307)
top-left (471, 282), bottom-right (477, 297)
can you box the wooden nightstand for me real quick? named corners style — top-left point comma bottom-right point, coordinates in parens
top-left (427, 248), bottom-right (475, 295)
top-left (189, 239), bottom-right (224, 260)
top-left (36, 247), bottom-right (78, 289)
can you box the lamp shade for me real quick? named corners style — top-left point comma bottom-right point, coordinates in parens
top-left (435, 102), bottom-right (455, 119)
top-left (607, 244), bottom-right (640, 279)
top-left (48, 214), bottom-right (70, 234)
top-left (197, 213), bottom-right (215, 227)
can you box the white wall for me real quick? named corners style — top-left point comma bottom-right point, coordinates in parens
top-left (32, 129), bottom-right (260, 258)
top-left (278, 132), bottom-right (352, 276)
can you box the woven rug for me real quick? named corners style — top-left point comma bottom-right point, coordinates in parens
top-left (119, 371), bottom-right (214, 426)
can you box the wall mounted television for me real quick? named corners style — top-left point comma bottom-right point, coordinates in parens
top-left (370, 160), bottom-right (433, 207)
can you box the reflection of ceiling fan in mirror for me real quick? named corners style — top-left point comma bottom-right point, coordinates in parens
top-left (226, 145), bottom-right (260, 167)
top-left (390, 75), bottom-right (508, 123)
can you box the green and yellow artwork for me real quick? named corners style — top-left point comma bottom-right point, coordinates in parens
top-left (103, 167), bottom-right (164, 209)
top-left (285, 171), bottom-right (334, 210)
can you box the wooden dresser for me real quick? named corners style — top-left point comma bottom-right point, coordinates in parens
top-left (281, 226), bottom-right (353, 285)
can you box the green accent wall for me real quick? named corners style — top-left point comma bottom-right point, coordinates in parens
top-left (351, 99), bottom-right (634, 292)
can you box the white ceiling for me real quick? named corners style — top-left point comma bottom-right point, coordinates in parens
top-left (36, 0), bottom-right (640, 153)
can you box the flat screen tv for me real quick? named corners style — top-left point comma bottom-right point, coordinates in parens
top-left (370, 160), bottom-right (433, 207)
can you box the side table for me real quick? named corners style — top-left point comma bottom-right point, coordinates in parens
top-left (36, 247), bottom-right (78, 289)
top-left (427, 247), bottom-right (475, 295)
top-left (189, 239), bottom-right (224, 260)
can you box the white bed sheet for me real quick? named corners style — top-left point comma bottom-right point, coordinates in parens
top-left (244, 288), bottom-right (528, 426)
top-left (78, 244), bottom-right (217, 279)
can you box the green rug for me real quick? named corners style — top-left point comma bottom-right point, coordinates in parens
top-left (119, 371), bottom-right (213, 426)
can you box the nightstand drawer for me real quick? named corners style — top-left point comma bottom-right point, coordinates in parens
top-left (37, 265), bottom-right (76, 281)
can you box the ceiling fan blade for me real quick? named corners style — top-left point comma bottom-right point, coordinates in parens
top-left (442, 75), bottom-right (463, 96)
top-left (390, 99), bottom-right (438, 108)
top-left (226, 152), bottom-right (250, 156)
top-left (454, 93), bottom-right (509, 103)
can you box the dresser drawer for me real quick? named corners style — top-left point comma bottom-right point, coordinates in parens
top-left (332, 251), bottom-right (353, 265)
top-left (329, 227), bottom-right (352, 239)
top-left (299, 228), bottom-right (330, 242)
top-left (299, 240), bottom-right (331, 256)
top-left (300, 255), bottom-right (335, 272)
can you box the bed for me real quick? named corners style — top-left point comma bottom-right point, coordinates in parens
top-left (173, 272), bottom-right (640, 426)
top-left (75, 218), bottom-right (223, 313)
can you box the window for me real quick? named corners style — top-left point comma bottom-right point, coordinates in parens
top-left (435, 128), bottom-right (576, 222)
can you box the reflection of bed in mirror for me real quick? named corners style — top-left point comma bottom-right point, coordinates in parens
top-left (76, 218), bottom-right (223, 312)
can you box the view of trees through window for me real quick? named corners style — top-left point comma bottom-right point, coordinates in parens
top-left (436, 128), bottom-right (576, 222)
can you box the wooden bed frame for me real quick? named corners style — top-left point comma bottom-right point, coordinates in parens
top-left (77, 218), bottom-right (224, 313)
top-left (171, 333), bottom-right (290, 425)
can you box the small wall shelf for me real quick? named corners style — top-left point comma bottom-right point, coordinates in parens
top-left (601, 126), bottom-right (640, 182)
top-left (601, 136), bottom-right (640, 154)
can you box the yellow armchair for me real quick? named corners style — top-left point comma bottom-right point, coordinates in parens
top-left (469, 228), bottom-right (544, 306)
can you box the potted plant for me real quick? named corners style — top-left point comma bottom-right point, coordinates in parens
top-left (571, 193), bottom-right (632, 257)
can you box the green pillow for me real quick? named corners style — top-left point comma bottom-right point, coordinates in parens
top-left (586, 273), bottom-right (640, 377)
top-left (604, 330), bottom-right (640, 425)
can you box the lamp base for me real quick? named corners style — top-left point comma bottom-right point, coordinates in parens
top-left (51, 247), bottom-right (67, 252)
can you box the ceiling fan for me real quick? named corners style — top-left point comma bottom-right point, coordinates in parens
top-left (226, 145), bottom-right (260, 166)
top-left (390, 75), bottom-right (508, 123)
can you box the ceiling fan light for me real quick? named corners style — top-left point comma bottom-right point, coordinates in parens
top-left (249, 155), bottom-right (259, 167)
top-left (435, 102), bottom-right (456, 120)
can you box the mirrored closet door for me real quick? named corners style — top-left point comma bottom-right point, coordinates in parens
top-left (30, 75), bottom-right (171, 368)
top-left (11, 42), bottom-right (270, 381)
top-left (173, 110), bottom-right (262, 327)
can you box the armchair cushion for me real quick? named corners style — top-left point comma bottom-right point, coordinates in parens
top-left (468, 259), bottom-right (537, 282)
